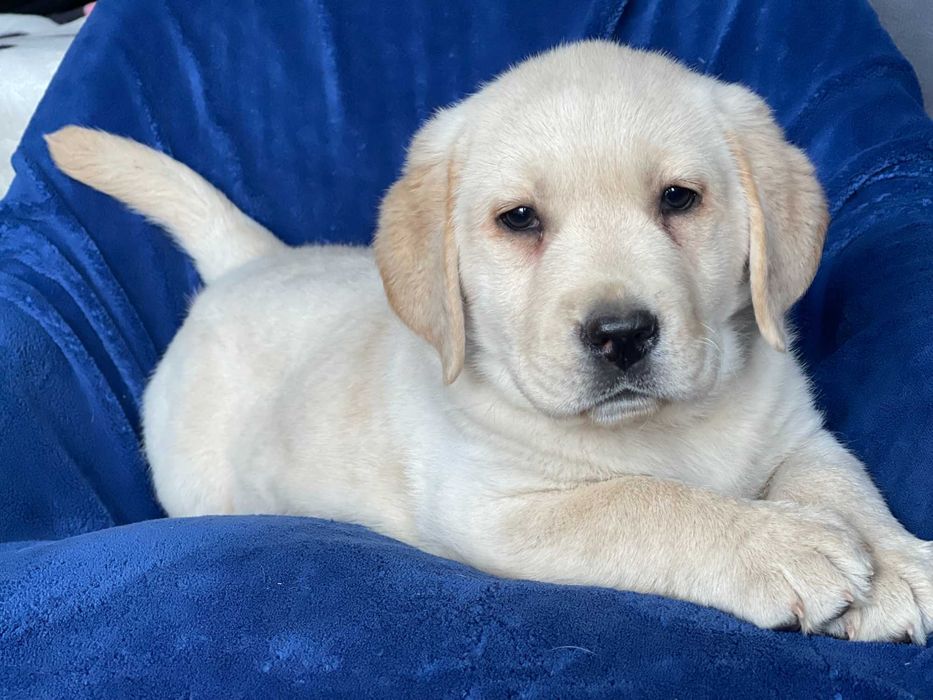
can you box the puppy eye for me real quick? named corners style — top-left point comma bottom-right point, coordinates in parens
top-left (498, 206), bottom-right (541, 232)
top-left (660, 186), bottom-right (699, 213)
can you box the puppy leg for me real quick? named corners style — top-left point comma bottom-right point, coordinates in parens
top-left (765, 430), bottom-right (933, 643)
top-left (470, 475), bottom-right (872, 633)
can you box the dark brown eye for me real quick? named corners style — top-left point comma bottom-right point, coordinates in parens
top-left (498, 206), bottom-right (540, 232)
top-left (661, 186), bottom-right (699, 213)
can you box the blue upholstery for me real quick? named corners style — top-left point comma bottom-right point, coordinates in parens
top-left (1, 0), bottom-right (931, 696)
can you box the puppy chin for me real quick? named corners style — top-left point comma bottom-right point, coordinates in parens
top-left (587, 394), bottom-right (660, 425)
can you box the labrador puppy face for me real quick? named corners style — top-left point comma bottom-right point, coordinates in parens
top-left (452, 58), bottom-right (750, 423)
top-left (376, 41), bottom-right (827, 424)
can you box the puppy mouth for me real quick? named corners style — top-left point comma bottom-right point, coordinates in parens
top-left (592, 385), bottom-right (651, 405)
top-left (586, 386), bottom-right (660, 424)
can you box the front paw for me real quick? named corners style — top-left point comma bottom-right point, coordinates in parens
top-left (731, 503), bottom-right (874, 634)
top-left (824, 537), bottom-right (933, 644)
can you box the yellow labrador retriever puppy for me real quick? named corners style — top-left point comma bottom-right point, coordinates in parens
top-left (47, 40), bottom-right (932, 643)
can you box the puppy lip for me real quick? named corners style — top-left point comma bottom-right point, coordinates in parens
top-left (592, 386), bottom-right (650, 406)
top-left (586, 390), bottom-right (660, 423)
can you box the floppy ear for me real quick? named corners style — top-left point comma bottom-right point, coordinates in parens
top-left (718, 84), bottom-right (829, 351)
top-left (374, 107), bottom-right (466, 384)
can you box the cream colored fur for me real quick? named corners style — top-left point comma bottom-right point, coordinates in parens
top-left (47, 41), bottom-right (932, 643)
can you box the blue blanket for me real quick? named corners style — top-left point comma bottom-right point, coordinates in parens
top-left (1, 0), bottom-right (932, 696)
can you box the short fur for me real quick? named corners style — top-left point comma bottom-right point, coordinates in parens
top-left (47, 41), bottom-right (932, 643)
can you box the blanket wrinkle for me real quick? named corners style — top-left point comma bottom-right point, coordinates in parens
top-left (11, 155), bottom-right (162, 369)
top-left (696, 0), bottom-right (742, 75)
top-left (5, 223), bottom-right (148, 402)
top-left (1, 215), bottom-right (147, 422)
top-left (785, 57), bottom-right (923, 136)
top-left (591, 0), bottom-right (630, 39)
top-left (311, 0), bottom-right (347, 166)
top-left (0, 285), bottom-right (141, 523)
top-left (826, 140), bottom-right (933, 217)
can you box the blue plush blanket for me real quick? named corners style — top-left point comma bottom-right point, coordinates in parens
top-left (2, 0), bottom-right (932, 697)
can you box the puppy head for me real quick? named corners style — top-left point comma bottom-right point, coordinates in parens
top-left (376, 41), bottom-right (827, 424)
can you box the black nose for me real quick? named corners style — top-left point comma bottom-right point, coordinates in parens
top-left (582, 309), bottom-right (659, 372)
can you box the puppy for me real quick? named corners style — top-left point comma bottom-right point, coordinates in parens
top-left (47, 40), bottom-right (933, 643)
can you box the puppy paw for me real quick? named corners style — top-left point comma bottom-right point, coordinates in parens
top-left (824, 536), bottom-right (933, 644)
top-left (733, 503), bottom-right (874, 634)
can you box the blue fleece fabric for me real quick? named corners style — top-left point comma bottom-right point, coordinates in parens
top-left (1, 0), bottom-right (931, 697)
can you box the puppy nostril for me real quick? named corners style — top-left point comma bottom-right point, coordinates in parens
top-left (633, 328), bottom-right (651, 344)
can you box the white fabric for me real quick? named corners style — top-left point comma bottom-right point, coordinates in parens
top-left (0, 14), bottom-right (84, 196)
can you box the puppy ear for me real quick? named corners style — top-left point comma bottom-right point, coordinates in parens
top-left (719, 84), bottom-right (829, 351)
top-left (375, 107), bottom-right (466, 383)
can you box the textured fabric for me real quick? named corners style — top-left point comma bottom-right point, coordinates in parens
top-left (1, 0), bottom-right (932, 696)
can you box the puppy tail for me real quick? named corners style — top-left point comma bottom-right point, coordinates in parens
top-left (46, 126), bottom-right (286, 283)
